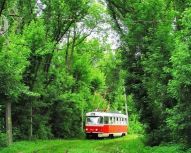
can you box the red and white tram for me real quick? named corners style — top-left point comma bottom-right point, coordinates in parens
top-left (85, 111), bottom-right (128, 139)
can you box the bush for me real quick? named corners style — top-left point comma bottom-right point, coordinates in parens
top-left (0, 132), bottom-right (8, 147)
top-left (128, 114), bottom-right (145, 135)
top-left (35, 124), bottom-right (53, 139)
top-left (51, 99), bottom-right (82, 138)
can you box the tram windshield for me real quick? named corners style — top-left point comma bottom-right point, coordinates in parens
top-left (86, 116), bottom-right (103, 125)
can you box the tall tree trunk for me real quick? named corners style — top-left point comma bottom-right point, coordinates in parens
top-left (28, 59), bottom-right (40, 140)
top-left (69, 26), bottom-right (77, 71)
top-left (81, 101), bottom-right (84, 132)
top-left (65, 31), bottom-right (71, 68)
top-left (6, 99), bottom-right (12, 145)
top-left (124, 86), bottom-right (129, 125)
top-left (29, 101), bottom-right (33, 140)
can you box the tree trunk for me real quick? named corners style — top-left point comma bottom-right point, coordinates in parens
top-left (69, 26), bottom-right (77, 71)
top-left (81, 103), bottom-right (84, 132)
top-left (124, 86), bottom-right (129, 125)
top-left (29, 101), bottom-right (33, 140)
top-left (65, 31), bottom-right (71, 68)
top-left (6, 99), bottom-right (12, 145)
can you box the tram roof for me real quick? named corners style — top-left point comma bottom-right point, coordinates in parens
top-left (86, 111), bottom-right (127, 118)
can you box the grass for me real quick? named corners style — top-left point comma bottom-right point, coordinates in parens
top-left (0, 135), bottom-right (190, 153)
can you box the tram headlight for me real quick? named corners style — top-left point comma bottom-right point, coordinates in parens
top-left (95, 128), bottom-right (98, 131)
top-left (86, 128), bottom-right (88, 131)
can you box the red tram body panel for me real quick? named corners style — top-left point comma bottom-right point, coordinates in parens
top-left (85, 112), bottom-right (128, 138)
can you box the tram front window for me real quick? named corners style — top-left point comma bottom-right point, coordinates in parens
top-left (86, 116), bottom-right (103, 125)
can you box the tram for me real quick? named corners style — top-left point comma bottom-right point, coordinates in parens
top-left (85, 111), bottom-right (128, 139)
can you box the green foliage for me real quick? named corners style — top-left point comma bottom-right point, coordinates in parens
top-left (0, 32), bottom-right (30, 98)
top-left (0, 132), bottom-right (8, 147)
top-left (128, 114), bottom-right (145, 134)
top-left (106, 0), bottom-right (191, 147)
top-left (166, 9), bottom-right (191, 146)
top-left (51, 97), bottom-right (82, 138)
top-left (35, 124), bottom-right (53, 140)
top-left (23, 20), bottom-right (54, 55)
top-left (126, 95), bottom-right (145, 134)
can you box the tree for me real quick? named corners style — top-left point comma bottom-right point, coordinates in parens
top-left (0, 32), bottom-right (30, 145)
top-left (106, 0), bottom-right (176, 145)
top-left (167, 8), bottom-right (191, 146)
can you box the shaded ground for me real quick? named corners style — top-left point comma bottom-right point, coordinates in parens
top-left (0, 135), bottom-right (190, 153)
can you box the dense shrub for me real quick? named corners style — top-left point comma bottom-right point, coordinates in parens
top-left (51, 99), bottom-right (82, 138)
top-left (0, 132), bottom-right (7, 147)
top-left (128, 114), bottom-right (145, 135)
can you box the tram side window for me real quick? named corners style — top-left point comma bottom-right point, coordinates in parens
top-left (104, 116), bottom-right (109, 124)
top-left (125, 118), bottom-right (127, 124)
top-left (109, 117), bottom-right (111, 124)
top-left (109, 117), bottom-right (113, 124)
top-left (99, 117), bottom-right (103, 124)
top-left (113, 117), bottom-right (115, 124)
top-left (114, 117), bottom-right (116, 124)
